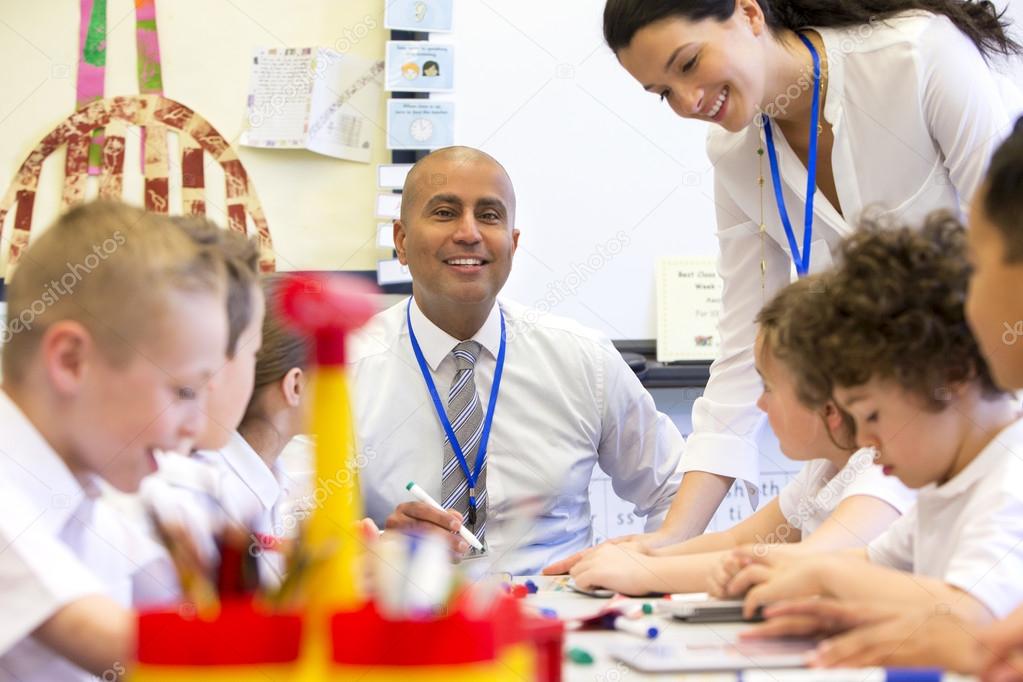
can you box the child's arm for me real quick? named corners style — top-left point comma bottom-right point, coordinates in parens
top-left (728, 551), bottom-right (994, 624)
top-left (651, 498), bottom-right (796, 557)
top-left (570, 500), bottom-right (797, 595)
top-left (786, 495), bottom-right (902, 552)
top-left (33, 596), bottom-right (135, 677)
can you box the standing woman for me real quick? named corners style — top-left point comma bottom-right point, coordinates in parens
top-left (609, 0), bottom-right (1021, 543)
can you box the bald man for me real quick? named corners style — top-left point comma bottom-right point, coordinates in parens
top-left (348, 147), bottom-right (686, 574)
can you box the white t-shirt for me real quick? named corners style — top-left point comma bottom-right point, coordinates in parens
top-left (778, 448), bottom-right (917, 537)
top-left (868, 418), bottom-right (1023, 618)
top-left (128, 433), bottom-right (312, 597)
top-left (0, 391), bottom-right (166, 682)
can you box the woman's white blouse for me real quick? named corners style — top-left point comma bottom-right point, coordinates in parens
top-left (684, 12), bottom-right (1023, 506)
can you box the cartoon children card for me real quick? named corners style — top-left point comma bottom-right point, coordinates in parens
top-left (385, 41), bottom-right (454, 92)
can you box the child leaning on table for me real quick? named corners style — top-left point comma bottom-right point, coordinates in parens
top-left (0, 201), bottom-right (229, 681)
top-left (716, 215), bottom-right (1023, 639)
top-left (564, 273), bottom-right (914, 596)
top-left (725, 117), bottom-right (1023, 679)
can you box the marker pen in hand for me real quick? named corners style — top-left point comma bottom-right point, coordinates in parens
top-left (405, 481), bottom-right (484, 551)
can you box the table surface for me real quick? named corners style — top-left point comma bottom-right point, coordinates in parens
top-left (520, 576), bottom-right (975, 682)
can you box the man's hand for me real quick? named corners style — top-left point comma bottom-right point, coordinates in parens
top-left (569, 543), bottom-right (669, 596)
top-left (384, 502), bottom-right (469, 554)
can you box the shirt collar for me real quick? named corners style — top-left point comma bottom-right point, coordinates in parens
top-left (407, 297), bottom-right (502, 371)
top-left (0, 389), bottom-right (92, 535)
top-left (815, 25), bottom-right (845, 127)
top-left (219, 431), bottom-right (281, 511)
top-left (927, 417), bottom-right (1023, 499)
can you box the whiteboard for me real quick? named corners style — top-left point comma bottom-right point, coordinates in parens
top-left (437, 0), bottom-right (1023, 340)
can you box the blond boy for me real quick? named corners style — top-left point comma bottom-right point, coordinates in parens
top-left (0, 201), bottom-right (228, 680)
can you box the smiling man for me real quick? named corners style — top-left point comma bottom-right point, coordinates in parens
top-left (349, 146), bottom-right (686, 574)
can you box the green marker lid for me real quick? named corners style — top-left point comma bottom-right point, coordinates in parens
top-left (406, 481), bottom-right (415, 490)
top-left (642, 603), bottom-right (654, 615)
top-left (566, 647), bottom-right (594, 665)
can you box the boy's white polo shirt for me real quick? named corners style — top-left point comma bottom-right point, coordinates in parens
top-left (144, 432), bottom-right (302, 588)
top-left (868, 417), bottom-right (1023, 618)
top-left (0, 389), bottom-right (157, 681)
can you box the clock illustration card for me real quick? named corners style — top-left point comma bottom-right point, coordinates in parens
top-left (387, 100), bottom-right (454, 150)
top-left (386, 41), bottom-right (455, 93)
top-left (384, 0), bottom-right (454, 33)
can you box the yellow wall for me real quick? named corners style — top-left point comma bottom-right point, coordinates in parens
top-left (0, 0), bottom-right (389, 275)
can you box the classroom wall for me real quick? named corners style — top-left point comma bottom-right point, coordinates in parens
top-left (3, 1), bottom-right (1022, 536)
top-left (3, 1), bottom-right (1022, 325)
top-left (436, 0), bottom-right (1023, 340)
top-left (0, 0), bottom-right (392, 275)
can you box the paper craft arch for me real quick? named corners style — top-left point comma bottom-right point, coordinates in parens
top-left (0, 95), bottom-right (276, 273)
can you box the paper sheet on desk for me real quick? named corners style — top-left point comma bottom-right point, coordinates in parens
top-left (610, 638), bottom-right (814, 672)
top-left (656, 256), bottom-right (723, 363)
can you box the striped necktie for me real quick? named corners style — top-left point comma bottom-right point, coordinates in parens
top-left (441, 340), bottom-right (487, 549)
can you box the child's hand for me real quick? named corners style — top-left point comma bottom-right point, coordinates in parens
top-left (809, 608), bottom-right (982, 673)
top-left (706, 544), bottom-right (769, 597)
top-left (543, 532), bottom-right (666, 575)
top-left (716, 548), bottom-right (832, 619)
top-left (569, 543), bottom-right (663, 596)
top-left (740, 597), bottom-right (902, 640)
top-left (542, 547), bottom-right (590, 575)
top-left (980, 605), bottom-right (1023, 681)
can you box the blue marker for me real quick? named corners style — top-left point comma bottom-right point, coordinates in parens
top-left (601, 613), bottom-right (658, 639)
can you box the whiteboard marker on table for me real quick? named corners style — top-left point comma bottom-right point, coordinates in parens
top-left (607, 614), bottom-right (659, 640)
top-left (405, 481), bottom-right (484, 551)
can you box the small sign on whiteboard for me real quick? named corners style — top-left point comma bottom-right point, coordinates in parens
top-left (656, 256), bottom-right (722, 363)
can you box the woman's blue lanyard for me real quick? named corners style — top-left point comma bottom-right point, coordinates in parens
top-left (405, 299), bottom-right (506, 521)
top-left (762, 32), bottom-right (822, 277)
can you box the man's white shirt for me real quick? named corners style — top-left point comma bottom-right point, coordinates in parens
top-left (348, 297), bottom-right (687, 574)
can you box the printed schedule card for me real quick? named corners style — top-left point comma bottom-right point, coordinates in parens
top-left (656, 256), bottom-right (723, 362)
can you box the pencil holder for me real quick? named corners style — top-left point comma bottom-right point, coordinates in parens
top-left (129, 594), bottom-right (563, 682)
top-left (130, 599), bottom-right (304, 681)
top-left (129, 274), bottom-right (564, 681)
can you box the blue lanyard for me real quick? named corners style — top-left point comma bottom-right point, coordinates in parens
top-left (405, 299), bottom-right (506, 515)
top-left (763, 32), bottom-right (822, 277)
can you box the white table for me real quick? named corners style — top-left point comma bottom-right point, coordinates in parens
top-left (520, 576), bottom-right (975, 682)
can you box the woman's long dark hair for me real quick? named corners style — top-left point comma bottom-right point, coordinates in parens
top-left (604, 0), bottom-right (1020, 60)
